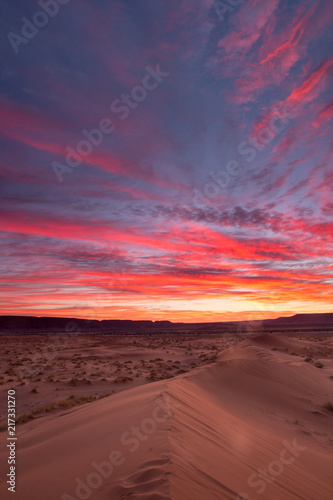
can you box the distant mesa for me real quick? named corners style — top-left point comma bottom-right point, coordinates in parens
top-left (0, 313), bottom-right (332, 333)
top-left (0, 315), bottom-right (174, 333)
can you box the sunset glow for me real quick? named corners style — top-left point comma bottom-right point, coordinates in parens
top-left (1, 0), bottom-right (333, 322)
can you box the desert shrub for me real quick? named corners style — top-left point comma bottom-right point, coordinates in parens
top-left (147, 370), bottom-right (158, 381)
top-left (34, 404), bottom-right (55, 413)
top-left (114, 376), bottom-right (133, 383)
top-left (16, 413), bottom-right (34, 424)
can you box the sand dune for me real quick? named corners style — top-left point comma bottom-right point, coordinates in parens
top-left (1, 335), bottom-right (332, 499)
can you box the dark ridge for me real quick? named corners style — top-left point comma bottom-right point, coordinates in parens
top-left (0, 313), bottom-right (332, 333)
top-left (0, 316), bottom-right (176, 332)
top-left (263, 313), bottom-right (333, 328)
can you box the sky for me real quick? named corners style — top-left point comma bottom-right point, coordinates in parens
top-left (0, 0), bottom-right (332, 323)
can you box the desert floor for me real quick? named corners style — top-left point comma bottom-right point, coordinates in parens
top-left (0, 333), bottom-right (244, 426)
top-left (0, 332), bottom-right (333, 499)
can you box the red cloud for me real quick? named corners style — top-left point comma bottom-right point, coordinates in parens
top-left (287, 57), bottom-right (333, 104)
top-left (313, 99), bottom-right (333, 127)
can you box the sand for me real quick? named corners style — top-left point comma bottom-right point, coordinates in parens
top-left (0, 334), bottom-right (239, 426)
top-left (0, 334), bottom-right (333, 499)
